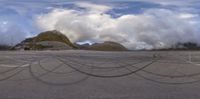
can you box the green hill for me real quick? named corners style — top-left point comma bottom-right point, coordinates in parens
top-left (14, 30), bottom-right (128, 51)
top-left (14, 30), bottom-right (76, 50)
top-left (76, 41), bottom-right (128, 51)
top-left (33, 30), bottom-right (75, 48)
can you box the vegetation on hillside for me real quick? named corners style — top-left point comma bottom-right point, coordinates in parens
top-left (33, 30), bottom-right (76, 48)
top-left (14, 30), bottom-right (77, 50)
top-left (13, 30), bottom-right (200, 51)
top-left (76, 41), bottom-right (128, 51)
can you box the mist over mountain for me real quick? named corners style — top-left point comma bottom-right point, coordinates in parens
top-left (36, 3), bottom-right (200, 50)
top-left (14, 30), bottom-right (200, 51)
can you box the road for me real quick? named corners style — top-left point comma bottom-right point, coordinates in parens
top-left (0, 50), bottom-right (200, 99)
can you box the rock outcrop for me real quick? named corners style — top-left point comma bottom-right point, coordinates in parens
top-left (14, 30), bottom-right (74, 50)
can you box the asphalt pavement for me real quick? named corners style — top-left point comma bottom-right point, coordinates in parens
top-left (0, 50), bottom-right (200, 99)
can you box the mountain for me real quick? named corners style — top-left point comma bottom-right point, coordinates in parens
top-left (34, 30), bottom-right (75, 48)
top-left (177, 42), bottom-right (200, 50)
top-left (14, 30), bottom-right (128, 51)
top-left (76, 41), bottom-right (128, 51)
top-left (154, 42), bottom-right (200, 51)
top-left (14, 30), bottom-right (75, 50)
top-left (0, 45), bottom-right (12, 50)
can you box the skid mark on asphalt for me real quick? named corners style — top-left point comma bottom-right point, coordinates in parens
top-left (0, 51), bottom-right (200, 85)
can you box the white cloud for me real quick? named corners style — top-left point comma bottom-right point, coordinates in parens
top-left (179, 13), bottom-right (198, 19)
top-left (36, 2), bottom-right (200, 50)
top-left (75, 2), bottom-right (112, 13)
top-left (114, 0), bottom-right (200, 6)
top-left (0, 21), bottom-right (27, 45)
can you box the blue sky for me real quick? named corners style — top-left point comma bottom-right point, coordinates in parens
top-left (0, 0), bottom-right (200, 49)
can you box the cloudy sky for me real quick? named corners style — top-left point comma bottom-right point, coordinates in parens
top-left (0, 0), bottom-right (200, 49)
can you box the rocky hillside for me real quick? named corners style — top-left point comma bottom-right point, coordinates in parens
top-left (34, 30), bottom-right (75, 48)
top-left (14, 30), bottom-right (75, 50)
top-left (14, 30), bottom-right (128, 51)
top-left (76, 41), bottom-right (128, 51)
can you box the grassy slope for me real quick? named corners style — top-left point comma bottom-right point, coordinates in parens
top-left (14, 30), bottom-right (77, 50)
top-left (88, 41), bottom-right (128, 51)
top-left (16, 30), bottom-right (128, 51)
top-left (33, 30), bottom-right (76, 48)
